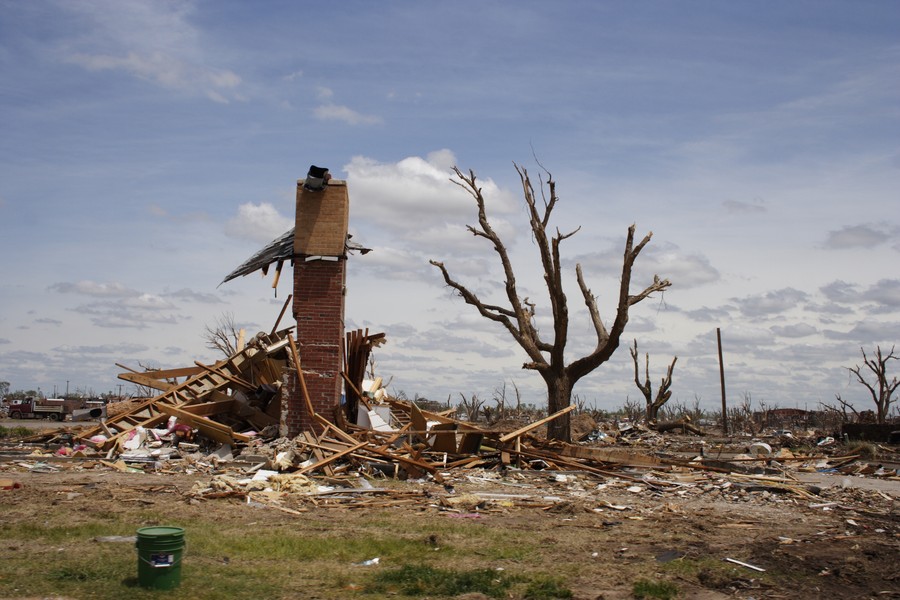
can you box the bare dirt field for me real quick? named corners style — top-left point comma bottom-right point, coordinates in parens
top-left (2, 435), bottom-right (899, 600)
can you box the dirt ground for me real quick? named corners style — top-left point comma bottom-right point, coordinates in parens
top-left (2, 445), bottom-right (899, 600)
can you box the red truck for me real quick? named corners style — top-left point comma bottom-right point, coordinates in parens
top-left (6, 397), bottom-right (67, 421)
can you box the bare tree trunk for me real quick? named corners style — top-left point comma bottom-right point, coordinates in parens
top-left (848, 346), bottom-right (899, 424)
top-left (430, 165), bottom-right (671, 441)
top-left (546, 374), bottom-right (573, 442)
top-left (630, 339), bottom-right (677, 423)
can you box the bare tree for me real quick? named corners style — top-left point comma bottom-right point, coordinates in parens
top-left (848, 345), bottom-right (899, 424)
top-left (820, 393), bottom-right (861, 423)
top-left (619, 396), bottom-right (644, 423)
top-left (203, 312), bottom-right (243, 357)
top-left (458, 392), bottom-right (485, 423)
top-left (629, 339), bottom-right (677, 423)
top-left (430, 165), bottom-right (671, 441)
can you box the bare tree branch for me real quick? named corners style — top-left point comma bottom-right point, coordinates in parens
top-left (430, 164), bottom-right (672, 441)
top-left (630, 339), bottom-right (677, 422)
top-left (203, 312), bottom-right (242, 357)
top-left (848, 345), bottom-right (899, 423)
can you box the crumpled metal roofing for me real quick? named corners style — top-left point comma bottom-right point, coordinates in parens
top-left (220, 228), bottom-right (370, 285)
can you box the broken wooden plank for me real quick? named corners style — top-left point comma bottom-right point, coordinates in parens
top-left (295, 441), bottom-right (368, 475)
top-left (498, 404), bottom-right (576, 443)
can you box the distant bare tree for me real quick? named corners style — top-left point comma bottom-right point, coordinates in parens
top-left (431, 164), bottom-right (671, 441)
top-left (848, 345), bottom-right (899, 424)
top-left (619, 396), bottom-right (644, 422)
top-left (630, 339), bottom-right (677, 422)
top-left (203, 312), bottom-right (243, 357)
top-left (821, 393), bottom-right (861, 422)
top-left (728, 391), bottom-right (756, 434)
top-left (572, 393), bottom-right (590, 414)
top-left (458, 393), bottom-right (485, 422)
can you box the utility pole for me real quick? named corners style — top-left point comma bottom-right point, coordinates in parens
top-left (717, 328), bottom-right (727, 435)
top-left (65, 380), bottom-right (69, 399)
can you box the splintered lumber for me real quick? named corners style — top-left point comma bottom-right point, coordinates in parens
top-left (288, 334), bottom-right (315, 417)
top-left (510, 445), bottom-right (652, 483)
top-left (341, 372), bottom-right (371, 411)
top-left (343, 329), bottom-right (386, 421)
top-left (312, 415), bottom-right (444, 482)
top-left (388, 399), bottom-right (486, 433)
top-left (652, 419), bottom-right (705, 435)
top-left (157, 404), bottom-right (251, 445)
top-left (115, 364), bottom-right (205, 392)
top-left (498, 405), bottom-right (576, 443)
top-left (79, 328), bottom-right (294, 450)
top-left (270, 294), bottom-right (293, 336)
top-left (553, 444), bottom-right (668, 468)
top-left (178, 398), bottom-right (236, 417)
top-left (295, 441), bottom-right (368, 475)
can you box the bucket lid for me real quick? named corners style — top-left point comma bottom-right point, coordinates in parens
top-left (137, 526), bottom-right (185, 538)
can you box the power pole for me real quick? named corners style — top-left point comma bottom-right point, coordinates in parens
top-left (717, 328), bottom-right (727, 435)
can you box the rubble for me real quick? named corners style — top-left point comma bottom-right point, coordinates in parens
top-left (2, 320), bottom-right (897, 529)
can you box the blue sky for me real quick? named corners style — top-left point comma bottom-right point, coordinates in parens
top-left (1, 1), bottom-right (898, 414)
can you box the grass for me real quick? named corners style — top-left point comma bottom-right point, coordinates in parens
top-left (364, 564), bottom-right (572, 599)
top-left (632, 578), bottom-right (679, 599)
top-left (0, 424), bottom-right (31, 439)
top-left (0, 505), bottom-right (570, 600)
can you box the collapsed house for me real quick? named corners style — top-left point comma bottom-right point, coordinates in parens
top-left (79, 166), bottom-right (372, 450)
top-left (72, 167), bottom-right (676, 477)
top-left (70, 166), bottom-right (899, 487)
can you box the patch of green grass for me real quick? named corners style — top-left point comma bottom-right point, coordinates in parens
top-left (365, 564), bottom-right (518, 597)
top-left (49, 561), bottom-right (124, 583)
top-left (0, 425), bottom-right (31, 438)
top-left (364, 564), bottom-right (573, 599)
top-left (523, 574), bottom-right (574, 599)
top-left (633, 578), bottom-right (679, 599)
top-left (0, 502), bottom-right (564, 599)
top-left (1, 520), bottom-right (137, 543)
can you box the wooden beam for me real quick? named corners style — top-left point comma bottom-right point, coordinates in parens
top-left (295, 441), bottom-right (367, 475)
top-left (270, 294), bottom-right (293, 336)
top-left (157, 404), bottom-right (251, 444)
top-left (179, 398), bottom-right (236, 417)
top-left (498, 404), bottom-right (576, 443)
top-left (288, 334), bottom-right (316, 417)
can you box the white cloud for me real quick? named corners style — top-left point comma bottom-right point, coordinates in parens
top-left (225, 202), bottom-right (293, 244)
top-left (820, 280), bottom-right (861, 304)
top-left (770, 323), bottom-right (817, 338)
top-left (823, 224), bottom-right (894, 249)
top-left (866, 279), bottom-right (900, 310)
top-left (60, 1), bottom-right (243, 102)
top-left (820, 279), bottom-right (900, 311)
top-left (49, 281), bottom-right (139, 298)
top-left (165, 288), bottom-right (225, 304)
top-left (313, 104), bottom-right (382, 125)
top-left (346, 153), bottom-right (518, 236)
top-left (733, 288), bottom-right (809, 317)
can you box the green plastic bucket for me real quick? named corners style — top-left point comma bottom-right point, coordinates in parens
top-left (135, 526), bottom-right (185, 590)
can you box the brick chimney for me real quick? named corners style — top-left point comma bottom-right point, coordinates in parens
top-left (282, 175), bottom-right (349, 436)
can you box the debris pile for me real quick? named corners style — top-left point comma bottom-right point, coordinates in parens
top-left (2, 319), bottom-right (897, 525)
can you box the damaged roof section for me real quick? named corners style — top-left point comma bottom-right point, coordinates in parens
top-left (219, 228), bottom-right (371, 287)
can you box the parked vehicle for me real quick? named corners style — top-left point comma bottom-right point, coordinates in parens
top-left (6, 397), bottom-right (67, 421)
